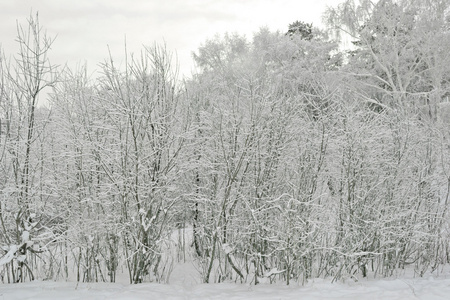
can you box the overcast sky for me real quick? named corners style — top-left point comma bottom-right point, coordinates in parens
top-left (1, 0), bottom-right (342, 78)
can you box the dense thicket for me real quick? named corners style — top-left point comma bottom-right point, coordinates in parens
top-left (1, 1), bottom-right (450, 284)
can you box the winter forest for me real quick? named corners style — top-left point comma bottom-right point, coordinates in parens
top-left (1, 0), bottom-right (450, 287)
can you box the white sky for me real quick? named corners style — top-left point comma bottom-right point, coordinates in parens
top-left (0, 0), bottom-right (343, 78)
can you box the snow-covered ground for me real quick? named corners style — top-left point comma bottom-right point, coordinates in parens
top-left (2, 230), bottom-right (449, 299)
top-left (1, 267), bottom-right (450, 300)
top-left (1, 228), bottom-right (449, 299)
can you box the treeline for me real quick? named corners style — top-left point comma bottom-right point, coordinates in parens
top-left (1, 0), bottom-right (450, 284)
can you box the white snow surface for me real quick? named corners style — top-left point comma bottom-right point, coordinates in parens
top-left (2, 228), bottom-right (450, 299)
top-left (1, 270), bottom-right (450, 300)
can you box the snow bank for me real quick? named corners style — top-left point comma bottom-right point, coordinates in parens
top-left (1, 274), bottom-right (450, 300)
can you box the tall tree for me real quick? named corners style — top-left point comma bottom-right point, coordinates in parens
top-left (0, 12), bottom-right (58, 283)
top-left (325, 0), bottom-right (450, 112)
